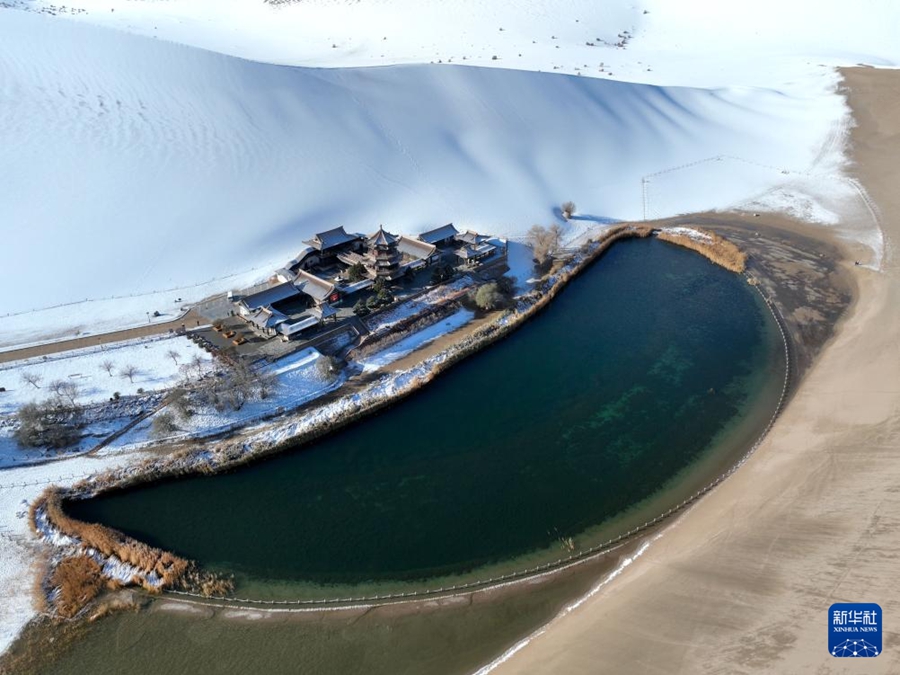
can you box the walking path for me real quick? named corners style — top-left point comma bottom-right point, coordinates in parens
top-left (0, 309), bottom-right (205, 365)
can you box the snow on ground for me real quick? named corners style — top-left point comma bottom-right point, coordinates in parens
top-left (0, 268), bottom-right (265, 351)
top-left (0, 451), bottom-right (136, 655)
top-left (355, 309), bottom-right (476, 373)
top-left (107, 347), bottom-right (340, 449)
top-left (14, 0), bottom-right (899, 89)
top-left (0, 336), bottom-right (212, 415)
top-left (364, 278), bottom-right (475, 333)
top-left (506, 241), bottom-right (542, 291)
top-left (0, 345), bottom-right (341, 653)
top-left (3, 3), bottom-right (897, 345)
top-left (0, 313), bottom-right (474, 653)
top-left (662, 227), bottom-right (713, 243)
top-left (0, 428), bottom-right (91, 469)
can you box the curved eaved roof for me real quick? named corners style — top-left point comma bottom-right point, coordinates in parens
top-left (367, 225), bottom-right (398, 247)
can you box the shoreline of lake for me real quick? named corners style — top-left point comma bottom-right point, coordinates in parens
top-left (32, 224), bottom-right (786, 605)
top-left (1, 214), bottom-right (854, 675)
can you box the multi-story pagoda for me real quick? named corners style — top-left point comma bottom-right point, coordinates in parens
top-left (366, 225), bottom-right (403, 281)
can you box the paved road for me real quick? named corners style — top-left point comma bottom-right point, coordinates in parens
top-left (0, 309), bottom-right (206, 365)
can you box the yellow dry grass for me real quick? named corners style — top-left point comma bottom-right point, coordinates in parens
top-left (656, 227), bottom-right (747, 273)
top-left (33, 491), bottom-right (191, 589)
top-left (50, 555), bottom-right (104, 619)
top-left (30, 488), bottom-right (235, 614)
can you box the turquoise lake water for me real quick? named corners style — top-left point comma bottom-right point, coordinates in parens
top-left (66, 239), bottom-right (784, 596)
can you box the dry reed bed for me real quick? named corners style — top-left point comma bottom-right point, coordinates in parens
top-left (29, 222), bottom-right (744, 615)
top-left (33, 492), bottom-right (190, 587)
top-left (30, 490), bottom-right (232, 617)
top-left (49, 555), bottom-right (105, 619)
top-left (656, 227), bottom-right (748, 273)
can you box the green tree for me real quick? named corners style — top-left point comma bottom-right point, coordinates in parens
top-left (347, 262), bottom-right (366, 282)
top-left (353, 298), bottom-right (370, 316)
top-left (474, 282), bottom-right (505, 310)
top-left (376, 288), bottom-right (394, 306)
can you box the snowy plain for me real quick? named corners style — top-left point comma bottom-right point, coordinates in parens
top-left (116, 346), bottom-right (341, 448)
top-left (3, 1), bottom-right (899, 345)
top-left (0, 335), bottom-right (212, 414)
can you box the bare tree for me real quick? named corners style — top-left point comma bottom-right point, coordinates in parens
top-left (258, 372), bottom-right (279, 400)
top-left (166, 349), bottom-right (181, 365)
top-left (100, 360), bottom-right (115, 377)
top-left (120, 365), bottom-right (138, 384)
top-left (59, 381), bottom-right (80, 408)
top-left (527, 224), bottom-right (563, 268)
top-left (20, 372), bottom-right (42, 389)
top-left (561, 201), bottom-right (576, 220)
top-left (48, 380), bottom-right (80, 408)
top-left (189, 354), bottom-right (206, 379)
top-left (48, 379), bottom-right (65, 398)
top-left (549, 223), bottom-right (564, 251)
top-left (190, 356), bottom-right (275, 411)
top-left (315, 356), bottom-right (341, 381)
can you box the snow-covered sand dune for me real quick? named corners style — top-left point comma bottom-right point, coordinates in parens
top-left (0, 7), bottom-right (869, 339)
top-left (13, 0), bottom-right (900, 88)
top-left (1, 0), bottom-right (900, 660)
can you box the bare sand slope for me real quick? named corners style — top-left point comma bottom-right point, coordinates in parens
top-left (490, 67), bottom-right (900, 674)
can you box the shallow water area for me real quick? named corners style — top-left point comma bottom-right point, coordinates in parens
top-left (66, 239), bottom-right (785, 599)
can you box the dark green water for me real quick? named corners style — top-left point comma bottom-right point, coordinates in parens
top-left (67, 239), bottom-right (784, 595)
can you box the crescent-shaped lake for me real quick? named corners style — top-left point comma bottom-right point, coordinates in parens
top-left (67, 238), bottom-right (785, 598)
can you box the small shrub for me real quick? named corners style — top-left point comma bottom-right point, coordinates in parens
top-left (168, 387), bottom-right (192, 419)
top-left (353, 298), bottom-right (370, 317)
top-left (496, 275), bottom-right (516, 296)
top-left (315, 355), bottom-right (341, 380)
top-left (561, 201), bottom-right (576, 219)
top-left (151, 412), bottom-right (178, 438)
top-left (376, 288), bottom-right (394, 306)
